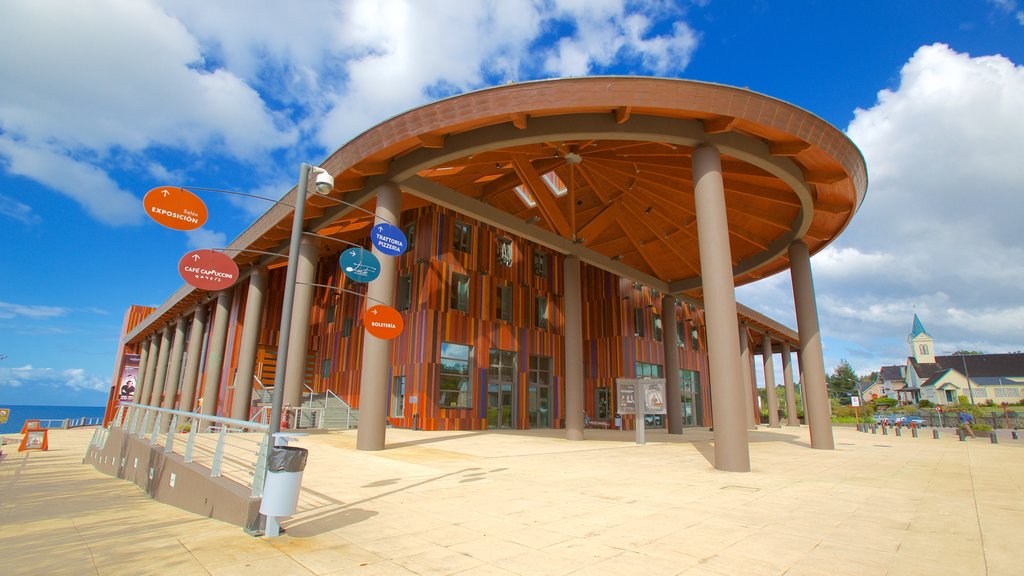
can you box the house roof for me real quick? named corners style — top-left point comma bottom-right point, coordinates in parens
top-left (910, 313), bottom-right (930, 339)
top-left (879, 365), bottom-right (904, 381)
top-left (911, 353), bottom-right (1024, 381)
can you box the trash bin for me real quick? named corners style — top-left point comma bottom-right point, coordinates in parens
top-left (259, 445), bottom-right (308, 517)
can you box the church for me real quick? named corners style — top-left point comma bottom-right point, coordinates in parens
top-left (870, 315), bottom-right (1024, 406)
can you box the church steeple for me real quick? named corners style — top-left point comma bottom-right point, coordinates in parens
top-left (909, 314), bottom-right (935, 364)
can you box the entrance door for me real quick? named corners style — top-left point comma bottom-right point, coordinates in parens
top-left (487, 349), bottom-right (516, 429)
top-left (528, 355), bottom-right (552, 428)
top-left (680, 369), bottom-right (701, 427)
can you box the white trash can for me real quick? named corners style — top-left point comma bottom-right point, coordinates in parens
top-left (259, 445), bottom-right (308, 517)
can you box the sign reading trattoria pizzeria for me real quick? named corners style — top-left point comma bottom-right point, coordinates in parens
top-left (177, 249), bottom-right (240, 291)
top-left (144, 187), bottom-right (208, 231)
top-left (363, 305), bottom-right (403, 339)
top-left (370, 223), bottom-right (407, 257)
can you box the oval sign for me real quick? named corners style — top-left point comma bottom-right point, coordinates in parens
top-left (144, 186), bottom-right (208, 231)
top-left (339, 247), bottom-right (381, 283)
top-left (178, 249), bottom-right (239, 291)
top-left (363, 305), bottom-right (403, 340)
top-left (371, 223), bottom-right (407, 257)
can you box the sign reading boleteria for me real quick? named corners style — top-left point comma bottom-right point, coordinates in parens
top-left (363, 305), bottom-right (403, 340)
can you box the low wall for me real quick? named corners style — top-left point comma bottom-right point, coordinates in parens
top-left (83, 427), bottom-right (261, 529)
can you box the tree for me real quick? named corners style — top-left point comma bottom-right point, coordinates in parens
top-left (952, 350), bottom-right (983, 355)
top-left (864, 370), bottom-right (879, 383)
top-left (827, 359), bottom-right (858, 405)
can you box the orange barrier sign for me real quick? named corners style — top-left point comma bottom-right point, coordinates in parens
top-left (0, 407), bottom-right (8, 424)
top-left (144, 186), bottom-right (208, 231)
top-left (364, 305), bottom-right (403, 339)
top-left (18, 429), bottom-right (48, 452)
top-left (21, 419), bottom-right (41, 433)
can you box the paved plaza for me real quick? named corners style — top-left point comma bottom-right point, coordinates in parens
top-left (1, 425), bottom-right (1021, 575)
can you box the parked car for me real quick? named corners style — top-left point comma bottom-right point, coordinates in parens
top-left (873, 413), bottom-right (896, 425)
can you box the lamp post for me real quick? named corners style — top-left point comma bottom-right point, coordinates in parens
top-left (269, 163), bottom-right (332, 436)
top-left (959, 352), bottom-right (976, 406)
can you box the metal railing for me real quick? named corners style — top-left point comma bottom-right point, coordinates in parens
top-left (27, 417), bottom-right (105, 430)
top-left (324, 389), bottom-right (358, 429)
top-left (99, 403), bottom-right (271, 497)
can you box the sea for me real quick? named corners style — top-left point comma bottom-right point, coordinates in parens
top-left (0, 405), bottom-right (106, 435)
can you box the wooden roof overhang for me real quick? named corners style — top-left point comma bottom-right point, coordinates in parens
top-left (125, 77), bottom-right (866, 345)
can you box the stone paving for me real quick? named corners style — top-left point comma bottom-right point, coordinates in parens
top-left (1, 424), bottom-right (1021, 575)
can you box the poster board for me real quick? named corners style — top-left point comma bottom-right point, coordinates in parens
top-left (18, 429), bottom-right (48, 452)
top-left (615, 379), bottom-right (667, 415)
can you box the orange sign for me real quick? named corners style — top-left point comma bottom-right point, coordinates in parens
top-left (364, 305), bottom-right (403, 339)
top-left (21, 419), bottom-right (41, 433)
top-left (178, 249), bottom-right (240, 291)
top-left (144, 186), bottom-right (208, 231)
top-left (18, 429), bottom-right (48, 452)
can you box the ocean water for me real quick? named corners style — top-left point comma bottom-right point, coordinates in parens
top-left (0, 405), bottom-right (106, 435)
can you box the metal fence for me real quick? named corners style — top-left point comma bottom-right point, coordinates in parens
top-left (93, 403), bottom-right (271, 497)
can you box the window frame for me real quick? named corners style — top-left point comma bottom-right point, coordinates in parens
top-left (496, 284), bottom-right (513, 322)
top-left (439, 342), bottom-right (473, 409)
top-left (453, 221), bottom-right (473, 254)
top-left (450, 272), bottom-right (470, 312)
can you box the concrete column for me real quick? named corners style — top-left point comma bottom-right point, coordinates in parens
top-left (201, 289), bottom-right (234, 417)
top-left (789, 240), bottom-right (834, 449)
top-left (148, 325), bottom-right (173, 408)
top-left (798, 350), bottom-right (808, 422)
top-left (564, 256), bottom-right (585, 441)
top-left (160, 316), bottom-right (188, 430)
top-left (356, 182), bottom-right (401, 450)
top-left (738, 325), bottom-right (757, 429)
top-left (762, 336), bottom-right (780, 428)
top-left (134, 338), bottom-right (150, 405)
top-left (782, 342), bottom-right (799, 426)
top-left (662, 295), bottom-right (682, 434)
top-left (178, 305), bottom-right (208, 413)
top-left (284, 236), bottom-right (319, 410)
top-left (692, 144), bottom-right (750, 472)
top-left (231, 266), bottom-right (267, 421)
top-left (138, 337), bottom-right (160, 406)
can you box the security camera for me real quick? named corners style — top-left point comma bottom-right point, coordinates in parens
top-left (314, 170), bottom-right (334, 195)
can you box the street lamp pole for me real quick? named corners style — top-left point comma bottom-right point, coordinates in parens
top-left (269, 163), bottom-right (332, 435)
top-left (960, 353), bottom-right (976, 406)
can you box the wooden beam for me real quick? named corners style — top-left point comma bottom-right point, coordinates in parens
top-left (703, 115), bottom-right (737, 134)
top-left (351, 161), bottom-right (390, 176)
top-left (511, 112), bottom-right (528, 130)
top-left (332, 175), bottom-right (366, 192)
top-left (617, 210), bottom-right (672, 280)
top-left (417, 133), bottom-right (446, 148)
top-left (622, 203), bottom-right (701, 274)
top-left (577, 201), bottom-right (621, 244)
top-left (769, 141), bottom-right (811, 156)
top-left (615, 106), bottom-right (632, 124)
top-left (804, 169), bottom-right (846, 184)
top-left (511, 154), bottom-right (572, 238)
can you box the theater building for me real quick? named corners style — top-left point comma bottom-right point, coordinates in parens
top-left (106, 77), bottom-right (867, 472)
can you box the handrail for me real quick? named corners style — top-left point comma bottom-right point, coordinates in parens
top-left (106, 403), bottom-right (271, 497)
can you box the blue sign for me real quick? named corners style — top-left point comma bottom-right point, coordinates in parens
top-left (339, 248), bottom-right (380, 282)
top-left (371, 223), bottom-right (407, 257)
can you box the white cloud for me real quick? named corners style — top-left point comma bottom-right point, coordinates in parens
top-left (185, 228), bottom-right (229, 251)
top-left (0, 364), bottom-right (108, 393)
top-left (0, 193), bottom-right (39, 225)
top-left (0, 302), bottom-right (69, 320)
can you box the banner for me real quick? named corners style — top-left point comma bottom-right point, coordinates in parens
top-left (118, 354), bottom-right (140, 403)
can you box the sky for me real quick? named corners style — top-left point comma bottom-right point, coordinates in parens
top-left (1, 0), bottom-right (1023, 406)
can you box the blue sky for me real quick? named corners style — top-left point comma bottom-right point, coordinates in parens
top-left (1, 0), bottom-right (1023, 406)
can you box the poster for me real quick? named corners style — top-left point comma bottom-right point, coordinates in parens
top-left (615, 379), bottom-right (667, 415)
top-left (118, 354), bottom-right (140, 403)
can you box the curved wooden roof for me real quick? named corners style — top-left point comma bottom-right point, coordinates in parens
top-left (127, 77), bottom-right (866, 343)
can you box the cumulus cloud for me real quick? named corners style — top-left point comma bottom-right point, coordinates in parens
top-left (0, 364), bottom-right (108, 393)
top-left (185, 228), bottom-right (229, 251)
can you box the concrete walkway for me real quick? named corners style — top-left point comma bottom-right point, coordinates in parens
top-left (1, 425), bottom-right (1021, 575)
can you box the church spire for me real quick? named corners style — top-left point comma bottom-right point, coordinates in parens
top-left (910, 313), bottom-right (930, 339)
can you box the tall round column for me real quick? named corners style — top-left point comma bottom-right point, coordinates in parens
top-left (692, 144), bottom-right (750, 472)
top-left (148, 325), bottom-right (173, 408)
top-left (160, 316), bottom-right (188, 430)
top-left (231, 266), bottom-right (267, 421)
top-left (138, 337), bottom-right (160, 406)
top-left (134, 337), bottom-right (151, 405)
top-left (789, 240), bottom-right (834, 449)
top-left (284, 237), bottom-right (319, 410)
top-left (564, 256), bottom-right (585, 441)
top-left (762, 336), bottom-right (780, 428)
top-left (357, 182), bottom-right (401, 450)
top-left (662, 295), bottom-right (682, 434)
top-left (178, 305), bottom-right (208, 413)
top-left (201, 289), bottom-right (234, 417)
top-left (782, 342), bottom-right (799, 426)
top-left (738, 324), bottom-right (757, 429)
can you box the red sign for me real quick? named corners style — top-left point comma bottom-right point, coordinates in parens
top-left (144, 186), bottom-right (208, 231)
top-left (363, 305), bottom-right (403, 339)
top-left (178, 250), bottom-right (239, 291)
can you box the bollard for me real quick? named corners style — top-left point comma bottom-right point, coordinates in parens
top-left (882, 426), bottom-right (888, 436)
top-left (1013, 430), bottom-right (1019, 440)
top-left (933, 429), bottom-right (940, 439)
top-left (871, 423), bottom-right (877, 434)
top-left (912, 428), bottom-right (918, 438)
top-left (990, 432), bottom-right (999, 444)
top-left (895, 426), bottom-right (902, 437)
top-left (958, 428), bottom-right (966, 441)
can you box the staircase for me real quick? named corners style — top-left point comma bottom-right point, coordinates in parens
top-left (250, 347), bottom-right (358, 430)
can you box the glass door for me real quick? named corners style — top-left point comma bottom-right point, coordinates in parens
top-left (528, 356), bottom-right (552, 428)
top-left (487, 349), bottom-right (516, 428)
